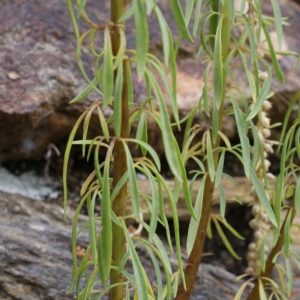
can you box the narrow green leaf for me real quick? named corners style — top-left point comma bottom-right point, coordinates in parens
top-left (88, 191), bottom-right (98, 268)
top-left (70, 76), bottom-right (101, 104)
top-left (63, 111), bottom-right (87, 219)
top-left (213, 16), bottom-right (224, 110)
top-left (231, 96), bottom-right (250, 178)
top-left (258, 280), bottom-right (268, 300)
top-left (228, 0), bottom-right (234, 24)
top-left (193, 0), bottom-right (203, 37)
top-left (259, 236), bottom-right (267, 272)
top-left (296, 128), bottom-right (300, 160)
top-left (187, 175), bottom-right (207, 255)
top-left (285, 257), bottom-right (293, 297)
top-left (206, 131), bottom-right (215, 181)
top-left (295, 178), bottom-right (300, 215)
top-left (122, 222), bottom-right (148, 300)
top-left (202, 62), bottom-right (212, 117)
top-left (213, 218), bottom-right (241, 259)
top-left (209, 0), bottom-right (219, 51)
top-left (96, 106), bottom-right (110, 142)
top-left (170, 0), bottom-right (193, 42)
top-left (246, 65), bottom-right (272, 121)
top-left (125, 138), bottom-right (161, 171)
top-left (111, 171), bottom-right (128, 201)
top-left (113, 27), bottom-right (126, 70)
top-left (212, 99), bottom-right (219, 143)
top-left (114, 62), bottom-right (123, 137)
top-left (77, 0), bottom-right (88, 19)
top-left (133, 0), bottom-right (148, 79)
top-left (249, 167), bottom-right (277, 227)
top-left (241, 17), bottom-right (256, 64)
top-left (118, 5), bottom-right (135, 22)
top-left (261, 21), bottom-right (284, 83)
top-left (145, 69), bottom-right (181, 180)
top-left (67, 0), bottom-right (80, 40)
top-left (144, 168), bottom-right (159, 242)
top-left (94, 144), bottom-right (103, 188)
top-left (283, 209), bottom-right (292, 257)
top-left (67, 189), bottom-right (95, 292)
top-left (270, 0), bottom-right (283, 49)
top-left (215, 150), bottom-right (225, 188)
top-left (125, 61), bottom-right (134, 110)
top-left (184, 0), bottom-right (194, 25)
top-left (136, 113), bottom-right (148, 156)
top-left (200, 12), bottom-right (214, 58)
top-left (278, 91), bottom-right (300, 152)
top-left (155, 7), bottom-right (170, 65)
top-left (102, 26), bottom-right (114, 107)
top-left (98, 142), bottom-right (113, 287)
top-left (123, 143), bottom-right (140, 219)
top-left (219, 184), bottom-right (226, 218)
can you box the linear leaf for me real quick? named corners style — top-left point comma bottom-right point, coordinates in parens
top-left (231, 96), bottom-right (250, 178)
top-left (283, 209), bottom-right (292, 257)
top-left (102, 26), bottom-right (114, 107)
top-left (122, 222), bottom-right (148, 300)
top-left (295, 177), bottom-right (300, 215)
top-left (113, 27), bottom-right (126, 70)
top-left (215, 150), bottom-right (225, 188)
top-left (250, 167), bottom-right (277, 227)
top-left (133, 0), bottom-right (148, 79)
top-left (246, 65), bottom-right (272, 121)
top-left (170, 0), bottom-right (193, 42)
top-left (125, 138), bottom-right (161, 171)
top-left (206, 131), bottom-right (215, 181)
top-left (192, 0), bottom-right (203, 37)
top-left (114, 62), bottom-right (123, 137)
top-left (123, 143), bottom-right (140, 219)
top-left (187, 175), bottom-right (207, 255)
top-left (145, 69), bottom-right (181, 180)
top-left (209, 0), bottom-right (219, 51)
top-left (98, 144), bottom-right (113, 287)
top-left (155, 7), bottom-right (170, 65)
top-left (213, 218), bottom-right (241, 259)
top-left (261, 21), bottom-right (284, 83)
top-left (219, 184), bottom-right (226, 218)
top-left (63, 111), bottom-right (87, 219)
top-left (270, 0), bottom-right (282, 49)
top-left (213, 16), bottom-right (224, 110)
top-left (241, 16), bottom-right (256, 64)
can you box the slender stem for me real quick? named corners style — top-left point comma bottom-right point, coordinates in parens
top-left (175, 1), bottom-right (230, 298)
top-left (109, 1), bottom-right (128, 299)
top-left (246, 203), bottom-right (296, 300)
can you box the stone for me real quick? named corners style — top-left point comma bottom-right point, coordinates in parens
top-left (0, 190), bottom-right (249, 299)
top-left (0, 0), bottom-right (299, 162)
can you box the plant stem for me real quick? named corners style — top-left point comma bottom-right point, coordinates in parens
top-left (175, 1), bottom-right (230, 298)
top-left (109, 1), bottom-right (128, 299)
top-left (246, 203), bottom-right (296, 300)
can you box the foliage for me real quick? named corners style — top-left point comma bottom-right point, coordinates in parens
top-left (64, 0), bottom-right (300, 299)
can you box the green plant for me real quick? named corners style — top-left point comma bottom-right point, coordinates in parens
top-left (63, 0), bottom-right (300, 299)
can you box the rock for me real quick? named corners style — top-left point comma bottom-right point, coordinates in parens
top-left (0, 0), bottom-right (299, 162)
top-left (0, 191), bottom-right (89, 300)
top-left (0, 190), bottom-right (249, 299)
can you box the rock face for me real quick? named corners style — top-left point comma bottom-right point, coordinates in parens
top-left (0, 0), bottom-right (300, 162)
top-left (0, 190), bottom-right (249, 300)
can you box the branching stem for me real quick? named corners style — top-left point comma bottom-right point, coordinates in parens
top-left (175, 1), bottom-right (231, 298)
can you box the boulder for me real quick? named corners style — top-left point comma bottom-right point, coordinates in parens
top-left (0, 0), bottom-right (299, 162)
top-left (0, 190), bottom-right (250, 300)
